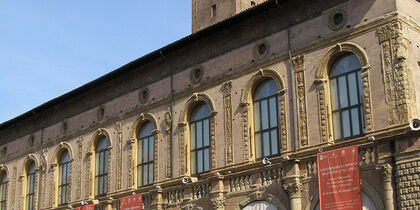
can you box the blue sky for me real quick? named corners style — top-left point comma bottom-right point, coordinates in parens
top-left (0, 1), bottom-right (191, 123)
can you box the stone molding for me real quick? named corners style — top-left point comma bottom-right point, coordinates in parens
top-left (178, 92), bottom-right (217, 176)
top-left (222, 81), bottom-right (234, 165)
top-left (240, 69), bottom-right (287, 161)
top-left (377, 21), bottom-right (417, 125)
top-left (293, 55), bottom-right (309, 148)
top-left (315, 42), bottom-right (373, 142)
top-left (235, 190), bottom-right (287, 210)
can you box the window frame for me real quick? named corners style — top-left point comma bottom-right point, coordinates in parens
top-left (137, 121), bottom-right (154, 187)
top-left (58, 150), bottom-right (71, 205)
top-left (329, 53), bottom-right (365, 141)
top-left (252, 79), bottom-right (282, 159)
top-left (0, 171), bottom-right (7, 210)
top-left (25, 161), bottom-right (36, 210)
top-left (95, 137), bottom-right (109, 197)
top-left (190, 102), bottom-right (211, 176)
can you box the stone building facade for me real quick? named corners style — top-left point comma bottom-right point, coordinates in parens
top-left (0, 0), bottom-right (420, 209)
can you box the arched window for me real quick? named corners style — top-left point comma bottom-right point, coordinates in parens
top-left (25, 161), bottom-right (36, 210)
top-left (329, 53), bottom-right (364, 140)
top-left (253, 79), bottom-right (281, 158)
top-left (58, 150), bottom-right (70, 205)
top-left (137, 121), bottom-right (154, 187)
top-left (190, 102), bottom-right (210, 175)
top-left (0, 170), bottom-right (7, 210)
top-left (314, 192), bottom-right (377, 210)
top-left (243, 201), bottom-right (277, 210)
top-left (95, 136), bottom-right (109, 196)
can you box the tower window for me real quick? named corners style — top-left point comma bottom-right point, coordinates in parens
top-left (211, 4), bottom-right (216, 17)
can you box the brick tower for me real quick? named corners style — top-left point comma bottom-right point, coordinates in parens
top-left (192, 0), bottom-right (266, 33)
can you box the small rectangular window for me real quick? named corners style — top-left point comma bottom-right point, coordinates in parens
top-left (211, 4), bottom-right (216, 17)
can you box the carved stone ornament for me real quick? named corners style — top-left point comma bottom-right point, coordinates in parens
top-left (241, 69), bottom-right (287, 161)
top-left (283, 182), bottom-right (302, 198)
top-left (293, 55), bottom-right (309, 148)
top-left (376, 164), bottom-right (393, 182)
top-left (315, 42), bottom-right (374, 142)
top-left (116, 121), bottom-right (124, 190)
top-left (164, 109), bottom-right (172, 178)
top-left (178, 92), bottom-right (217, 175)
top-left (211, 194), bottom-right (226, 210)
top-left (222, 81), bottom-right (234, 165)
top-left (164, 110), bottom-right (172, 132)
top-left (377, 21), bottom-right (416, 125)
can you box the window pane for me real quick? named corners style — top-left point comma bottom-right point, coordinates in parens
top-left (263, 132), bottom-right (270, 157)
top-left (269, 97), bottom-right (277, 128)
top-left (351, 108), bottom-right (360, 136)
top-left (191, 151), bottom-right (196, 174)
top-left (143, 138), bottom-right (148, 162)
top-left (255, 133), bottom-right (261, 159)
top-left (348, 72), bottom-right (359, 106)
top-left (98, 176), bottom-right (102, 195)
top-left (203, 119), bottom-right (209, 147)
top-left (196, 121), bottom-right (203, 148)
top-left (333, 112), bottom-right (341, 140)
top-left (330, 79), bottom-right (339, 111)
top-left (148, 163), bottom-right (153, 184)
top-left (103, 175), bottom-right (107, 193)
top-left (253, 101), bottom-right (260, 132)
top-left (338, 76), bottom-right (348, 108)
top-left (203, 148), bottom-right (209, 172)
top-left (260, 100), bottom-right (269, 130)
top-left (190, 123), bottom-right (196, 150)
top-left (138, 140), bottom-right (143, 163)
top-left (197, 150), bottom-right (203, 174)
top-left (137, 165), bottom-right (142, 187)
top-left (99, 152), bottom-right (104, 174)
top-left (143, 165), bottom-right (148, 185)
top-left (149, 137), bottom-right (154, 162)
top-left (104, 151), bottom-right (108, 173)
top-left (139, 121), bottom-right (153, 138)
top-left (342, 110), bottom-right (351, 138)
top-left (270, 130), bottom-right (278, 155)
top-left (190, 103), bottom-right (210, 121)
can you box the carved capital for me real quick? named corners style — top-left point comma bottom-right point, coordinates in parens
top-left (283, 182), bottom-right (302, 198)
top-left (211, 197), bottom-right (226, 210)
top-left (376, 164), bottom-right (393, 182)
top-left (292, 55), bottom-right (304, 71)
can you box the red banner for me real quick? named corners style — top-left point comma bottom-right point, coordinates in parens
top-left (317, 145), bottom-right (361, 210)
top-left (76, 204), bottom-right (94, 210)
top-left (120, 193), bottom-right (142, 210)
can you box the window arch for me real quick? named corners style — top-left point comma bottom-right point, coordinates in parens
top-left (0, 169), bottom-right (7, 210)
top-left (329, 53), bottom-right (364, 140)
top-left (137, 121), bottom-right (154, 187)
top-left (25, 160), bottom-right (36, 210)
top-left (58, 150), bottom-right (70, 205)
top-left (314, 192), bottom-right (377, 210)
top-left (95, 136), bottom-right (109, 196)
top-left (240, 69), bottom-right (287, 161)
top-left (315, 43), bottom-right (373, 143)
top-left (253, 79), bottom-right (281, 158)
top-left (190, 102), bottom-right (211, 175)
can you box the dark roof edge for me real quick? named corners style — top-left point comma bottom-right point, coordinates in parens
top-left (0, 0), bottom-right (280, 130)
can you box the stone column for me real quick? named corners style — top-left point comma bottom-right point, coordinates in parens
top-left (283, 181), bottom-right (302, 210)
top-left (151, 189), bottom-right (163, 210)
top-left (377, 164), bottom-right (394, 210)
top-left (210, 175), bottom-right (226, 210)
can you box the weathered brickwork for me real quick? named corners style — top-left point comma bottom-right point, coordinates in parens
top-left (0, 0), bottom-right (419, 210)
top-left (396, 160), bottom-right (420, 209)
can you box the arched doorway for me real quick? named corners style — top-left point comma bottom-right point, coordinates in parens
top-left (314, 192), bottom-right (377, 210)
top-left (243, 201), bottom-right (277, 210)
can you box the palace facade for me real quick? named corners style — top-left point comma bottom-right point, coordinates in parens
top-left (0, 0), bottom-right (420, 209)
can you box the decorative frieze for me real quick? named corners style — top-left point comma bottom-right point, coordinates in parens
top-left (76, 136), bottom-right (83, 200)
top-left (377, 21), bottom-right (416, 125)
top-left (116, 121), bottom-right (124, 190)
top-left (222, 81), bottom-right (234, 165)
top-left (293, 55), bottom-right (309, 148)
top-left (164, 110), bottom-right (172, 178)
top-left (127, 138), bottom-right (135, 188)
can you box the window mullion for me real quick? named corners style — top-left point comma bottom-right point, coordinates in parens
top-left (345, 74), bottom-right (354, 136)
